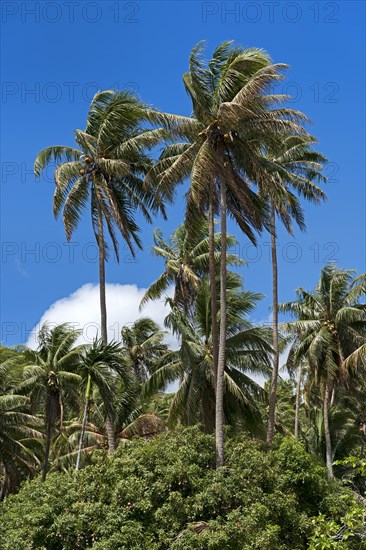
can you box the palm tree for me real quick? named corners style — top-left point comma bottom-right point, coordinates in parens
top-left (304, 396), bottom-right (365, 474)
top-left (144, 275), bottom-right (273, 434)
top-left (258, 135), bottom-right (327, 443)
top-left (0, 393), bottom-right (42, 499)
top-left (16, 323), bottom-right (82, 480)
top-left (34, 90), bottom-right (164, 345)
top-left (53, 395), bottom-right (170, 472)
top-left (75, 339), bottom-right (129, 470)
top-left (280, 264), bottom-right (366, 476)
top-left (148, 41), bottom-right (309, 465)
top-left (140, 223), bottom-right (242, 314)
top-left (52, 419), bottom-right (106, 473)
top-left (121, 318), bottom-right (168, 384)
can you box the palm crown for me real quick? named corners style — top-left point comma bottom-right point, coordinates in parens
top-left (281, 264), bottom-right (366, 383)
top-left (261, 134), bottom-right (327, 233)
top-left (16, 323), bottom-right (83, 480)
top-left (121, 318), bottom-right (168, 384)
top-left (34, 89), bottom-right (164, 258)
top-left (149, 41), bottom-right (309, 238)
top-left (140, 223), bottom-right (243, 312)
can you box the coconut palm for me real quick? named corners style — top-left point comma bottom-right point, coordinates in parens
top-left (0, 353), bottom-right (42, 498)
top-left (144, 275), bottom-right (273, 434)
top-left (0, 393), bottom-right (43, 499)
top-left (304, 398), bottom-right (365, 472)
top-left (52, 419), bottom-right (106, 473)
top-left (280, 264), bottom-right (366, 476)
top-left (34, 90), bottom-right (165, 345)
top-left (147, 44), bottom-right (271, 417)
top-left (148, 40), bottom-right (309, 466)
top-left (120, 318), bottom-right (168, 384)
top-left (140, 223), bottom-right (243, 314)
top-left (54, 395), bottom-right (170, 472)
top-left (75, 339), bottom-right (130, 470)
top-left (257, 135), bottom-right (327, 443)
top-left (15, 323), bottom-right (83, 480)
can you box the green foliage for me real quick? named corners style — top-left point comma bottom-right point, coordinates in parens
top-left (335, 456), bottom-right (366, 477)
top-left (1, 428), bottom-right (363, 549)
top-left (3, 38), bottom-right (365, 547)
top-left (140, 224), bottom-right (243, 312)
top-left (144, 275), bottom-right (272, 433)
top-left (308, 506), bottom-right (366, 549)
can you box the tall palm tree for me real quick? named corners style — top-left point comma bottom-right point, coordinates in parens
top-left (34, 90), bottom-right (164, 345)
top-left (140, 223), bottom-right (242, 314)
top-left (16, 323), bottom-right (82, 480)
top-left (144, 275), bottom-right (273, 434)
top-left (75, 339), bottom-right (129, 470)
top-left (280, 264), bottom-right (366, 476)
top-left (120, 318), bottom-right (168, 384)
top-left (148, 41), bottom-right (309, 466)
top-left (258, 135), bottom-right (327, 443)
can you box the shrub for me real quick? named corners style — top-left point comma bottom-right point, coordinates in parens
top-left (0, 428), bottom-right (363, 549)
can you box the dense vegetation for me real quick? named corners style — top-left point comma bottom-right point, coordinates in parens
top-left (1, 40), bottom-right (365, 547)
top-left (1, 428), bottom-right (365, 549)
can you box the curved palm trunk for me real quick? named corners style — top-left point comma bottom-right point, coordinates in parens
top-left (97, 202), bottom-right (108, 344)
top-left (267, 205), bottom-right (279, 444)
top-left (75, 374), bottom-right (91, 471)
top-left (324, 380), bottom-right (334, 477)
top-left (215, 180), bottom-right (227, 468)
top-left (42, 421), bottom-right (52, 482)
top-left (208, 187), bottom-right (219, 392)
top-left (294, 363), bottom-right (302, 438)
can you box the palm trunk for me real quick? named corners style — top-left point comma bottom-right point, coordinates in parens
top-left (76, 374), bottom-right (91, 471)
top-left (294, 363), bottom-right (302, 438)
top-left (324, 381), bottom-right (334, 477)
top-left (97, 202), bottom-right (115, 451)
top-left (267, 205), bottom-right (279, 443)
top-left (215, 180), bottom-right (227, 468)
top-left (105, 416), bottom-right (116, 452)
top-left (42, 421), bottom-right (52, 482)
top-left (209, 187), bottom-right (219, 392)
top-left (97, 201), bottom-right (108, 344)
top-left (0, 468), bottom-right (8, 501)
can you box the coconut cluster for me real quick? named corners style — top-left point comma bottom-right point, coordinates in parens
top-left (322, 319), bottom-right (337, 336)
top-left (79, 156), bottom-right (93, 176)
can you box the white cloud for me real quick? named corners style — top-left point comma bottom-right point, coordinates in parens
top-left (27, 283), bottom-right (176, 349)
top-left (26, 285), bottom-right (292, 393)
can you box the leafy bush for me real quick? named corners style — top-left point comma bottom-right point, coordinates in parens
top-left (0, 427), bottom-right (363, 549)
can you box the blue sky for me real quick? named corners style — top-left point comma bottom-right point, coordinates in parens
top-left (1, 0), bottom-right (365, 346)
